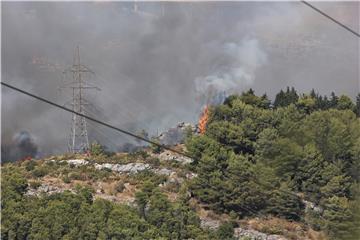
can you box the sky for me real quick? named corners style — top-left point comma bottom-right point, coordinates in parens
top-left (1, 1), bottom-right (359, 157)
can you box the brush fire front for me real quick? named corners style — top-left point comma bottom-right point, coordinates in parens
top-left (198, 105), bottom-right (209, 134)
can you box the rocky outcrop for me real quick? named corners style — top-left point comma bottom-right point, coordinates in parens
top-left (185, 172), bottom-right (198, 179)
top-left (303, 200), bottom-right (323, 213)
top-left (26, 184), bottom-right (74, 197)
top-left (49, 159), bottom-right (89, 166)
top-left (153, 168), bottom-right (174, 176)
top-left (51, 159), bottom-right (196, 180)
top-left (94, 162), bottom-right (151, 174)
top-left (66, 159), bottom-right (89, 166)
top-left (200, 218), bottom-right (221, 230)
top-left (234, 227), bottom-right (287, 240)
top-left (158, 150), bottom-right (193, 164)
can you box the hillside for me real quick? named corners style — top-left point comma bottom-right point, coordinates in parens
top-left (2, 89), bottom-right (360, 240)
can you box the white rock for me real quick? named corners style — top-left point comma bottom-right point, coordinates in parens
top-left (66, 159), bottom-right (89, 166)
top-left (186, 172), bottom-right (198, 179)
top-left (303, 200), bottom-right (323, 213)
top-left (94, 163), bottom-right (150, 174)
top-left (234, 227), bottom-right (287, 240)
top-left (153, 168), bottom-right (173, 176)
top-left (26, 184), bottom-right (75, 197)
top-left (200, 218), bottom-right (221, 230)
top-left (158, 151), bottom-right (193, 164)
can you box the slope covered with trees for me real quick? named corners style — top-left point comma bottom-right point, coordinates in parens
top-left (1, 88), bottom-right (359, 240)
top-left (2, 163), bottom-right (224, 240)
top-left (186, 88), bottom-right (360, 239)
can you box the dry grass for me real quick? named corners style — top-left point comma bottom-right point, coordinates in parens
top-left (189, 198), bottom-right (230, 223)
top-left (246, 217), bottom-right (303, 239)
top-left (164, 192), bottom-right (179, 202)
top-left (306, 229), bottom-right (328, 240)
top-left (251, 217), bottom-right (303, 232)
top-left (245, 217), bottom-right (328, 240)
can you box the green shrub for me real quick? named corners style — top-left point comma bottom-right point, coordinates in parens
top-left (216, 222), bottom-right (235, 239)
top-left (32, 166), bottom-right (49, 178)
top-left (137, 150), bottom-right (149, 160)
top-left (164, 181), bottom-right (180, 193)
top-left (88, 169), bottom-right (112, 181)
top-left (148, 157), bottom-right (160, 167)
top-left (132, 170), bottom-right (167, 186)
top-left (239, 237), bottom-right (252, 240)
top-left (115, 181), bottom-right (125, 193)
top-left (62, 175), bottom-right (71, 183)
top-left (90, 142), bottom-right (105, 156)
top-left (260, 225), bottom-right (283, 235)
top-left (24, 160), bottom-right (37, 171)
top-left (29, 181), bottom-right (42, 189)
top-left (69, 172), bottom-right (85, 181)
top-left (150, 137), bottom-right (163, 154)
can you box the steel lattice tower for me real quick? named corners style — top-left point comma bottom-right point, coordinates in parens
top-left (61, 46), bottom-right (99, 153)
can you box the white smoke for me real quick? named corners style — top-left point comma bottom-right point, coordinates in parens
top-left (195, 38), bottom-right (267, 106)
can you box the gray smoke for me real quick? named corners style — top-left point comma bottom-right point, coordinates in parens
top-left (1, 2), bottom-right (359, 156)
top-left (117, 143), bottom-right (143, 153)
top-left (195, 38), bottom-right (268, 106)
top-left (1, 131), bottom-right (38, 162)
top-left (158, 122), bottom-right (195, 146)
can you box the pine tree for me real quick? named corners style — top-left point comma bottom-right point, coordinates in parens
top-left (248, 88), bottom-right (255, 95)
top-left (323, 95), bottom-right (330, 109)
top-left (274, 89), bottom-right (285, 108)
top-left (290, 87), bottom-right (299, 103)
top-left (274, 87), bottom-right (299, 108)
top-left (267, 182), bottom-right (304, 221)
top-left (260, 94), bottom-right (271, 109)
top-left (355, 93), bottom-right (360, 116)
top-left (330, 92), bottom-right (338, 108)
top-left (321, 196), bottom-right (355, 240)
top-left (310, 89), bottom-right (317, 99)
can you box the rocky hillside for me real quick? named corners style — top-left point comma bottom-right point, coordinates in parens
top-left (2, 145), bottom-right (327, 240)
top-left (2, 89), bottom-right (360, 240)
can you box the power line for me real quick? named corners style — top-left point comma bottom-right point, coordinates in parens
top-left (1, 82), bottom-right (193, 159)
top-left (0, 81), bottom-right (309, 219)
top-left (301, 1), bottom-right (360, 38)
top-left (3, 80), bottom-right (264, 217)
top-left (87, 121), bottom-right (119, 149)
top-left (60, 46), bottom-right (100, 153)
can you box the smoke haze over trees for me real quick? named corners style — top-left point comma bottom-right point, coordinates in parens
top-left (1, 131), bottom-right (38, 163)
top-left (1, 2), bottom-right (359, 157)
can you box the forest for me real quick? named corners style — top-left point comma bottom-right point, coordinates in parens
top-left (187, 88), bottom-right (360, 239)
top-left (1, 87), bottom-right (360, 240)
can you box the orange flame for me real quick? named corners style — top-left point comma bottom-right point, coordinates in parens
top-left (198, 105), bottom-right (209, 134)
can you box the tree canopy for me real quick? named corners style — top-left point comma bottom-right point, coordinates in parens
top-left (186, 88), bottom-right (360, 239)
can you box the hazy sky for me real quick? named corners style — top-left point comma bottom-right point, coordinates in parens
top-left (2, 1), bottom-right (359, 155)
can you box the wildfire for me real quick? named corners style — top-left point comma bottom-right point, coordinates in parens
top-left (198, 105), bottom-right (209, 134)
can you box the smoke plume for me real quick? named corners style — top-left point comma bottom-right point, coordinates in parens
top-left (1, 2), bottom-right (358, 157)
top-left (195, 38), bottom-right (268, 106)
top-left (1, 131), bottom-right (38, 162)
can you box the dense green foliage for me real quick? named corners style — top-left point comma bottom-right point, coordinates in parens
top-left (186, 88), bottom-right (360, 239)
top-left (2, 88), bottom-right (359, 240)
top-left (1, 165), bottom-right (216, 240)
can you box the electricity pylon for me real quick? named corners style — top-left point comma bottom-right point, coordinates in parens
top-left (61, 46), bottom-right (100, 153)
